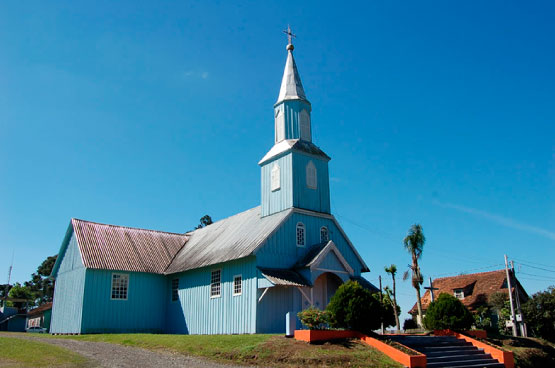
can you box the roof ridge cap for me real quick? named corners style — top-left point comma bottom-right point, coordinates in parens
top-left (71, 218), bottom-right (188, 236)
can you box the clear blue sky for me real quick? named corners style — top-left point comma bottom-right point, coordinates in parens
top-left (1, 1), bottom-right (554, 320)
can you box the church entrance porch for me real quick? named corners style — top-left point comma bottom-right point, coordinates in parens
top-left (312, 272), bottom-right (343, 309)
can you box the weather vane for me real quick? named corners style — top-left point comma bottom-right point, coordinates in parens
top-left (283, 25), bottom-right (296, 50)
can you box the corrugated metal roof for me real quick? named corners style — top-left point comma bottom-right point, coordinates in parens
top-left (259, 268), bottom-right (311, 287)
top-left (72, 218), bottom-right (188, 274)
top-left (165, 206), bottom-right (292, 274)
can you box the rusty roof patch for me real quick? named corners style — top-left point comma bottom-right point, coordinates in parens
top-left (71, 218), bottom-right (188, 274)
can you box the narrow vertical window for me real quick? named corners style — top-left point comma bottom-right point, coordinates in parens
top-left (210, 269), bottom-right (221, 298)
top-left (306, 161), bottom-right (317, 189)
top-left (111, 273), bottom-right (129, 300)
top-left (296, 222), bottom-right (305, 247)
top-left (233, 275), bottom-right (242, 296)
top-left (171, 278), bottom-right (179, 302)
top-left (299, 109), bottom-right (311, 141)
top-left (320, 226), bottom-right (329, 242)
top-left (275, 110), bottom-right (285, 142)
top-left (271, 164), bottom-right (281, 191)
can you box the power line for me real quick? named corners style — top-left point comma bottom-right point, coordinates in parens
top-left (515, 262), bottom-right (555, 274)
top-left (516, 271), bottom-right (555, 281)
top-left (513, 258), bottom-right (555, 270)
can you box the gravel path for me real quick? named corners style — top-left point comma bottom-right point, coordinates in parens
top-left (1, 333), bottom-right (246, 368)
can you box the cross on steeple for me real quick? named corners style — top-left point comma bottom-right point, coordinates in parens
top-left (283, 25), bottom-right (296, 50)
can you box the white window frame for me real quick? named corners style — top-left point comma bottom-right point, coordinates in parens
top-left (299, 109), bottom-right (311, 141)
top-left (454, 289), bottom-right (464, 299)
top-left (171, 278), bottom-right (179, 302)
top-left (271, 164), bottom-right (281, 191)
top-left (210, 269), bottom-right (222, 298)
top-left (320, 226), bottom-right (329, 242)
top-left (233, 274), bottom-right (242, 296)
top-left (296, 222), bottom-right (306, 247)
top-left (111, 273), bottom-right (129, 300)
top-left (306, 161), bottom-right (317, 189)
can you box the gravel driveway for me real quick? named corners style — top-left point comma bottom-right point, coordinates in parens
top-left (2, 333), bottom-right (246, 368)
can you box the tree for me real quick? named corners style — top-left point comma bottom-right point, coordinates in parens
top-left (522, 286), bottom-right (555, 342)
top-left (24, 255), bottom-right (57, 305)
top-left (402, 224), bottom-right (425, 327)
top-left (423, 293), bottom-right (474, 331)
top-left (7, 283), bottom-right (33, 309)
top-left (384, 264), bottom-right (401, 331)
top-left (326, 280), bottom-right (383, 332)
top-left (379, 289), bottom-right (400, 329)
top-left (195, 215), bottom-right (213, 229)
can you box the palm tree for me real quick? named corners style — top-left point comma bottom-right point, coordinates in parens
top-left (384, 264), bottom-right (400, 331)
top-left (402, 224), bottom-right (425, 327)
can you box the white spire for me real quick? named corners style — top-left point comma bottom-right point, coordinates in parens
top-left (276, 29), bottom-right (307, 103)
top-left (277, 51), bottom-right (307, 103)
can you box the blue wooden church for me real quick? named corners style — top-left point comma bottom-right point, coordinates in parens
top-left (50, 37), bottom-right (373, 335)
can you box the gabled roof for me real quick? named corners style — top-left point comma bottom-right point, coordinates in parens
top-left (409, 269), bottom-right (528, 314)
top-left (27, 302), bottom-right (52, 317)
top-left (165, 206), bottom-right (292, 274)
top-left (258, 139), bottom-right (330, 165)
top-left (276, 49), bottom-right (307, 103)
top-left (295, 240), bottom-right (354, 275)
top-left (56, 219), bottom-right (188, 275)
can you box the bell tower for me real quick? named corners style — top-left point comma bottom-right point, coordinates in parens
top-left (259, 28), bottom-right (331, 217)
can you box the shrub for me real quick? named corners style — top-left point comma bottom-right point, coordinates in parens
top-left (522, 286), bottom-right (555, 342)
top-left (403, 318), bottom-right (418, 330)
top-left (423, 293), bottom-right (474, 331)
top-left (297, 306), bottom-right (329, 330)
top-left (326, 280), bottom-right (382, 332)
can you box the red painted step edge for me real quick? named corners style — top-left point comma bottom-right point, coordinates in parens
top-left (294, 330), bottom-right (426, 368)
top-left (434, 329), bottom-right (514, 368)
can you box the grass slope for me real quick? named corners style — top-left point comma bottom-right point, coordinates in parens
top-left (49, 333), bottom-right (402, 367)
top-left (486, 335), bottom-right (555, 368)
top-left (0, 336), bottom-right (90, 368)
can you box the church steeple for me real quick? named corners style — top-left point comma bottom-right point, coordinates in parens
top-left (273, 27), bottom-right (312, 143)
top-left (260, 29), bottom-right (331, 217)
top-left (276, 41), bottom-right (307, 103)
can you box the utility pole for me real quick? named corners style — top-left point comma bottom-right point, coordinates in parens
top-left (511, 261), bottom-right (527, 337)
top-left (504, 255), bottom-right (518, 337)
top-left (424, 277), bottom-right (439, 302)
top-left (379, 275), bottom-right (385, 335)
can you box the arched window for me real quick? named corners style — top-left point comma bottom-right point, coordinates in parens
top-left (275, 109), bottom-right (285, 142)
top-left (306, 161), bottom-right (317, 189)
top-left (271, 164), bottom-right (280, 191)
top-left (320, 226), bottom-right (329, 242)
top-left (296, 222), bottom-right (305, 247)
top-left (299, 109), bottom-right (311, 141)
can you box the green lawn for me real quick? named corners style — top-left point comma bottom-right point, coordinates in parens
top-left (0, 336), bottom-right (91, 368)
top-left (47, 333), bottom-right (402, 367)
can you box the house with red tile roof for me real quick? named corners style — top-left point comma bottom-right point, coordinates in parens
top-left (409, 269), bottom-right (528, 318)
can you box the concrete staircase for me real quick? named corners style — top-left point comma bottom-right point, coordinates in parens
top-left (389, 335), bottom-right (505, 368)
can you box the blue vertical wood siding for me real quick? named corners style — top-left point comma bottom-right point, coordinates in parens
top-left (275, 100), bottom-right (312, 141)
top-left (80, 270), bottom-right (167, 333)
top-left (292, 153), bottom-right (330, 214)
top-left (256, 213), bottom-right (364, 275)
top-left (261, 154), bottom-right (293, 217)
top-left (166, 257), bottom-right (257, 334)
top-left (50, 232), bottom-right (86, 334)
